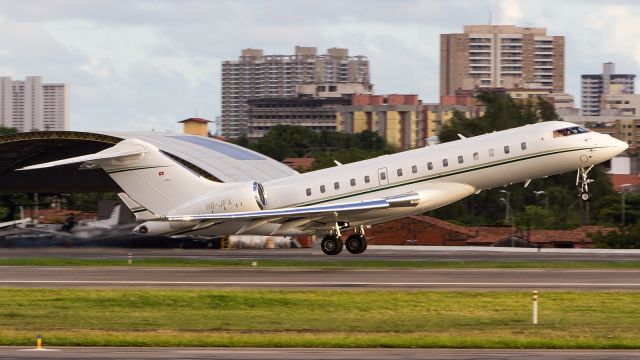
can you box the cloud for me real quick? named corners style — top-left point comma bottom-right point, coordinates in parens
top-left (498, 0), bottom-right (523, 24)
top-left (0, 0), bottom-right (639, 132)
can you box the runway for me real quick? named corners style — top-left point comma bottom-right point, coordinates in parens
top-left (2, 266), bottom-right (640, 290)
top-left (3, 245), bottom-right (640, 262)
top-left (3, 347), bottom-right (640, 360)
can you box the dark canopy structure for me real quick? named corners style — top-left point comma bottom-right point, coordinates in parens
top-left (0, 131), bottom-right (296, 193)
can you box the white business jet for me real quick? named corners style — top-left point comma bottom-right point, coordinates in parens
top-left (19, 121), bottom-right (627, 255)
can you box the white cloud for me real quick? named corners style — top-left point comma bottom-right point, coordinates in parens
top-left (0, 0), bottom-right (639, 131)
top-left (498, 0), bottom-right (523, 24)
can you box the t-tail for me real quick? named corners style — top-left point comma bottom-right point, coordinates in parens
top-left (18, 139), bottom-right (224, 216)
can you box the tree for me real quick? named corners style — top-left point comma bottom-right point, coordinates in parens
top-left (0, 126), bottom-right (17, 135)
top-left (432, 91), bottom-right (617, 229)
top-left (238, 125), bottom-right (397, 167)
top-left (590, 223), bottom-right (640, 249)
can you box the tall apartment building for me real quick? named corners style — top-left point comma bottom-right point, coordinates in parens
top-left (0, 76), bottom-right (68, 132)
top-left (581, 62), bottom-right (635, 116)
top-left (221, 46), bottom-right (371, 138)
top-left (440, 25), bottom-right (564, 97)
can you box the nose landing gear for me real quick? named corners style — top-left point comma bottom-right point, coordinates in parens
top-left (577, 165), bottom-right (594, 202)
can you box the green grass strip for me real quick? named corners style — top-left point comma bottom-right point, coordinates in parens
top-left (0, 289), bottom-right (639, 348)
top-left (1, 257), bottom-right (640, 268)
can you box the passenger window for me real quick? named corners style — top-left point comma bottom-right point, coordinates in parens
top-left (397, 168), bottom-right (403, 176)
top-left (489, 149), bottom-right (495, 157)
top-left (364, 175), bottom-right (370, 183)
top-left (350, 178), bottom-right (356, 186)
top-left (412, 165), bottom-right (417, 174)
top-left (320, 185), bottom-right (326, 193)
top-left (458, 155), bottom-right (464, 164)
top-left (473, 152), bottom-right (479, 160)
top-left (427, 162), bottom-right (433, 170)
top-left (443, 159), bottom-right (449, 167)
top-left (306, 188), bottom-right (311, 196)
top-left (504, 146), bottom-right (510, 154)
top-left (521, 142), bottom-right (527, 150)
top-left (334, 182), bottom-right (340, 190)
top-left (380, 172), bottom-right (386, 181)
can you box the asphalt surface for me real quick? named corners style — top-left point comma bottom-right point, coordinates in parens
top-left (1, 266), bottom-right (639, 290)
top-left (3, 246), bottom-right (640, 262)
top-left (4, 347), bottom-right (640, 360)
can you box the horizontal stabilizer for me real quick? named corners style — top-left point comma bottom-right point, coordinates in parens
top-left (17, 143), bottom-right (146, 171)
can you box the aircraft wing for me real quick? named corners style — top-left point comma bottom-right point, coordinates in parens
top-left (161, 192), bottom-right (421, 223)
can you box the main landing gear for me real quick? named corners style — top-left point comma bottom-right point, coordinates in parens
top-left (320, 225), bottom-right (368, 256)
top-left (577, 165), bottom-right (595, 202)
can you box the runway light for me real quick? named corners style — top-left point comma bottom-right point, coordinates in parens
top-left (532, 291), bottom-right (539, 325)
top-left (128, 253), bottom-right (133, 265)
top-left (36, 335), bottom-right (42, 350)
top-left (251, 261), bottom-right (257, 267)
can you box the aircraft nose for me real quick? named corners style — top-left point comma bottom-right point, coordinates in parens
top-left (611, 137), bottom-right (629, 153)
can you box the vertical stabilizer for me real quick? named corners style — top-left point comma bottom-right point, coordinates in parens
top-left (91, 139), bottom-right (223, 215)
top-left (20, 139), bottom-right (223, 215)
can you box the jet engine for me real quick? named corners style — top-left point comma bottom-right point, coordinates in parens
top-left (133, 181), bottom-right (268, 236)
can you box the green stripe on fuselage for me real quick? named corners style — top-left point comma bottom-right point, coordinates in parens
top-left (294, 146), bottom-right (600, 207)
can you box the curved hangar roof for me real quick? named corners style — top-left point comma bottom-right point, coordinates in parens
top-left (0, 131), bottom-right (297, 193)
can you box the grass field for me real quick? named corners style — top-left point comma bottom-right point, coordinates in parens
top-left (1, 257), bottom-right (640, 268)
top-left (0, 289), bottom-right (639, 348)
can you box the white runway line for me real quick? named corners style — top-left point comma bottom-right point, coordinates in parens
top-left (1, 280), bottom-right (640, 287)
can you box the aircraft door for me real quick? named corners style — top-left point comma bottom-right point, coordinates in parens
top-left (378, 167), bottom-right (389, 185)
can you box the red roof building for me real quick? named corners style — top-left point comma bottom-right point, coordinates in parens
top-left (354, 215), bottom-right (614, 248)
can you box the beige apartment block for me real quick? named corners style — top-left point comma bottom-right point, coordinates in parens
top-left (337, 95), bottom-right (421, 150)
top-left (440, 25), bottom-right (564, 97)
top-left (221, 46), bottom-right (371, 138)
top-left (601, 87), bottom-right (640, 117)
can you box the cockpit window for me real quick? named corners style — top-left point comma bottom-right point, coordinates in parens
top-left (553, 126), bottom-right (589, 138)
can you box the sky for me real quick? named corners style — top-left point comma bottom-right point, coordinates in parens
top-left (1, 0), bottom-right (640, 134)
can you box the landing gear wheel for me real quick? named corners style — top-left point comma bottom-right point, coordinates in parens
top-left (345, 234), bottom-right (368, 254)
top-left (321, 235), bottom-right (343, 255)
top-left (580, 191), bottom-right (590, 202)
top-left (576, 166), bottom-right (594, 203)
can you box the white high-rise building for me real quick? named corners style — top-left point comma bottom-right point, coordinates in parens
top-left (221, 47), bottom-right (371, 138)
top-left (581, 62), bottom-right (635, 116)
top-left (0, 76), bottom-right (68, 132)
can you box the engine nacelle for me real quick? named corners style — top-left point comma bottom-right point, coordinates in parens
top-left (134, 181), bottom-right (268, 236)
top-left (198, 181), bottom-right (267, 213)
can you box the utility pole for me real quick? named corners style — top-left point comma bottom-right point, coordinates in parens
top-left (621, 184), bottom-right (631, 226)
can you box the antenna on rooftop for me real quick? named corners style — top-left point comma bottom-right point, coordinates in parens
top-left (488, 10), bottom-right (493, 25)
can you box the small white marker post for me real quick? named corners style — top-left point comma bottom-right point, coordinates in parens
top-left (128, 253), bottom-right (133, 265)
top-left (251, 261), bottom-right (257, 267)
top-left (532, 290), bottom-right (539, 325)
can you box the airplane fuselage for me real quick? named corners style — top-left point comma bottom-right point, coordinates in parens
top-left (172, 121), bottom-right (626, 236)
